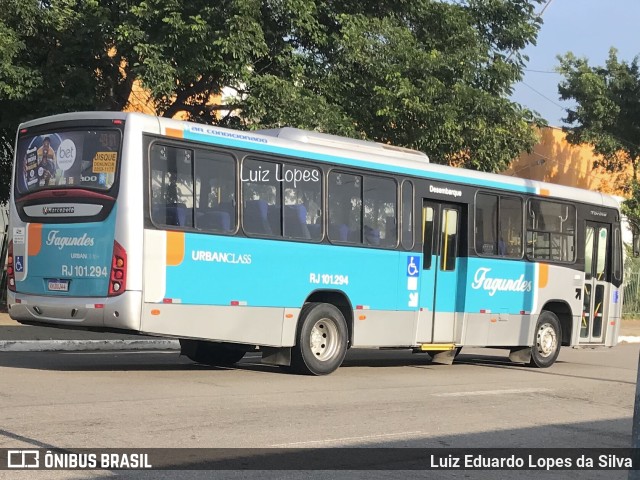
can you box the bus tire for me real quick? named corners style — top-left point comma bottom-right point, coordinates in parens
top-left (180, 339), bottom-right (246, 367)
top-left (290, 302), bottom-right (348, 376)
top-left (528, 311), bottom-right (561, 368)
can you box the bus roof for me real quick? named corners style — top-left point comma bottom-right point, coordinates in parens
top-left (256, 127), bottom-right (429, 161)
top-left (19, 111), bottom-right (621, 210)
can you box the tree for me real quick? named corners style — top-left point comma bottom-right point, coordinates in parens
top-left (557, 49), bottom-right (640, 226)
top-left (243, 0), bottom-right (544, 171)
top-left (0, 0), bottom-right (545, 203)
top-left (0, 0), bottom-right (44, 202)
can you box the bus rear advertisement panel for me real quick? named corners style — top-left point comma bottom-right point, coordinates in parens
top-left (15, 129), bottom-right (120, 196)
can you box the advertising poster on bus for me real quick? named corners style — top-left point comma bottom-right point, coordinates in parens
top-left (15, 131), bottom-right (119, 194)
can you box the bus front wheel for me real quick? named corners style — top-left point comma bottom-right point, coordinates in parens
top-left (290, 302), bottom-right (348, 376)
top-left (180, 339), bottom-right (246, 367)
top-left (528, 311), bottom-right (561, 368)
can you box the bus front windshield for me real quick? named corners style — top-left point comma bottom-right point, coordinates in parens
top-left (15, 129), bottom-right (121, 197)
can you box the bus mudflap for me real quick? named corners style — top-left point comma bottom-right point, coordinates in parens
top-left (261, 347), bottom-right (291, 367)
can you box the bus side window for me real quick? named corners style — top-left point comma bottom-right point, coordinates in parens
top-left (328, 172), bottom-right (362, 244)
top-left (194, 149), bottom-right (237, 233)
top-left (150, 144), bottom-right (194, 228)
top-left (475, 193), bottom-right (522, 258)
top-left (475, 193), bottom-right (498, 255)
top-left (242, 158), bottom-right (282, 236)
top-left (440, 208), bottom-right (458, 271)
top-left (526, 199), bottom-right (575, 262)
top-left (423, 206), bottom-right (434, 269)
top-left (613, 227), bottom-right (622, 281)
top-left (401, 181), bottom-right (414, 249)
top-left (283, 164), bottom-right (322, 241)
top-left (363, 176), bottom-right (397, 248)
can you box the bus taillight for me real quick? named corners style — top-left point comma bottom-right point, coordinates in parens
top-left (7, 240), bottom-right (15, 292)
top-left (109, 241), bottom-right (127, 296)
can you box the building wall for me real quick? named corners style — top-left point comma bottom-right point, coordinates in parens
top-left (123, 79), bottom-right (221, 121)
top-left (504, 126), bottom-right (630, 196)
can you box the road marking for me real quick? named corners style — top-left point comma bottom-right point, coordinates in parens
top-left (431, 387), bottom-right (551, 397)
top-left (618, 336), bottom-right (640, 344)
top-left (271, 431), bottom-right (423, 447)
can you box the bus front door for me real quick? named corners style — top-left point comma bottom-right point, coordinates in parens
top-left (580, 222), bottom-right (611, 344)
top-left (416, 200), bottom-right (462, 344)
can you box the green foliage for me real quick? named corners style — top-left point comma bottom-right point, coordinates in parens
top-left (622, 180), bottom-right (640, 236)
top-left (0, 0), bottom-right (545, 204)
top-left (558, 48), bottom-right (640, 226)
top-left (243, 0), bottom-right (545, 171)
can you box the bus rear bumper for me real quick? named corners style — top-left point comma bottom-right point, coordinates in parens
top-left (6, 290), bottom-right (142, 332)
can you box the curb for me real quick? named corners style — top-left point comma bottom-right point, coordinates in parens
top-left (1, 337), bottom-right (639, 352)
top-left (0, 339), bottom-right (180, 352)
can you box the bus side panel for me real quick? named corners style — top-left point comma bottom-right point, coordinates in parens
top-left (142, 229), bottom-right (167, 303)
top-left (352, 311), bottom-right (417, 347)
top-left (141, 304), bottom-right (287, 346)
top-left (460, 257), bottom-right (537, 347)
top-left (606, 271), bottom-right (623, 346)
top-left (351, 251), bottom-right (420, 347)
top-left (534, 263), bottom-right (583, 345)
top-left (102, 115), bottom-right (156, 331)
top-left (139, 230), bottom-right (421, 346)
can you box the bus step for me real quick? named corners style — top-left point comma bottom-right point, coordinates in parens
top-left (418, 343), bottom-right (456, 352)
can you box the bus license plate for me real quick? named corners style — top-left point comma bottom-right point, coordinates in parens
top-left (48, 279), bottom-right (69, 292)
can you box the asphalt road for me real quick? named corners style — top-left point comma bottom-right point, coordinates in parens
top-left (0, 344), bottom-right (638, 480)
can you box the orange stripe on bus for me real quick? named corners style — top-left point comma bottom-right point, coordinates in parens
top-left (28, 223), bottom-right (43, 256)
top-left (165, 128), bottom-right (184, 138)
top-left (166, 231), bottom-right (185, 266)
top-left (538, 263), bottom-right (549, 288)
top-left (539, 188), bottom-right (550, 196)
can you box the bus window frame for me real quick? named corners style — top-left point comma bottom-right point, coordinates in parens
top-left (327, 168), bottom-right (399, 249)
top-left (240, 155), bottom-right (324, 243)
top-left (15, 125), bottom-right (124, 200)
top-left (525, 197), bottom-right (578, 264)
top-left (401, 179), bottom-right (415, 250)
top-left (193, 147), bottom-right (239, 235)
top-left (473, 190), bottom-right (524, 260)
top-left (146, 137), bottom-right (241, 236)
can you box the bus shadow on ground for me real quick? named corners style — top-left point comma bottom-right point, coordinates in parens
top-left (0, 349), bottom-right (570, 373)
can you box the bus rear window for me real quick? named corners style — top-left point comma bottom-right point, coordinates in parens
top-left (15, 130), bottom-right (121, 195)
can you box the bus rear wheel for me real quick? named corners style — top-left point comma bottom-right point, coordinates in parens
top-left (528, 311), bottom-right (561, 368)
top-left (290, 302), bottom-right (348, 376)
top-left (180, 339), bottom-right (246, 367)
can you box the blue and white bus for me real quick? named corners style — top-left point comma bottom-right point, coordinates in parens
top-left (7, 112), bottom-right (624, 375)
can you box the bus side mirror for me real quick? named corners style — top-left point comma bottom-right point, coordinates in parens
top-left (634, 233), bottom-right (640, 258)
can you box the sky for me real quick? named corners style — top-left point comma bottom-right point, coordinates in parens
top-left (510, 0), bottom-right (640, 127)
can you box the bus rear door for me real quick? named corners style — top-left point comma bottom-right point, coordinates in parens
top-left (580, 222), bottom-right (611, 344)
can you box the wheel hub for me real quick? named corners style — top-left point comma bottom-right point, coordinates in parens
top-left (536, 323), bottom-right (557, 358)
top-left (309, 317), bottom-right (339, 361)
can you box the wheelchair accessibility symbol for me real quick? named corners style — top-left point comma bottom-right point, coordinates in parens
top-left (407, 256), bottom-right (419, 277)
top-left (15, 255), bottom-right (24, 273)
